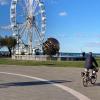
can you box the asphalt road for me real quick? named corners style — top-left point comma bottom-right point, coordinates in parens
top-left (0, 65), bottom-right (99, 100)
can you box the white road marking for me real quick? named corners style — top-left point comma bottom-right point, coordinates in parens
top-left (0, 72), bottom-right (91, 100)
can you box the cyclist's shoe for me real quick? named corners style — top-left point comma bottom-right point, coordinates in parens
top-left (91, 75), bottom-right (95, 79)
top-left (95, 68), bottom-right (99, 72)
top-left (81, 72), bottom-right (85, 77)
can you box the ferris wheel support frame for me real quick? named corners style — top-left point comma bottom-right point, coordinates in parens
top-left (10, 0), bottom-right (46, 55)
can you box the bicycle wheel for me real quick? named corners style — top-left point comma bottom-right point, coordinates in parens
top-left (82, 76), bottom-right (89, 87)
top-left (91, 74), bottom-right (97, 84)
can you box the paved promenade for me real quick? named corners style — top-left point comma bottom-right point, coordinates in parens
top-left (0, 65), bottom-right (99, 100)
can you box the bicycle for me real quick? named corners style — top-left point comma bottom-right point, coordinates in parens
top-left (81, 68), bottom-right (98, 87)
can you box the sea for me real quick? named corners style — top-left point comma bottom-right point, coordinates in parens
top-left (59, 52), bottom-right (100, 57)
top-left (0, 51), bottom-right (100, 57)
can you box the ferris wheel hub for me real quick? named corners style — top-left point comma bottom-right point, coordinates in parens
top-left (27, 16), bottom-right (33, 28)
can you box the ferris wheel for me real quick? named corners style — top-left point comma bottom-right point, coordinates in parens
top-left (10, 0), bottom-right (46, 54)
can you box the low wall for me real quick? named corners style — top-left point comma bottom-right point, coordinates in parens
top-left (12, 55), bottom-right (84, 61)
top-left (12, 55), bottom-right (49, 61)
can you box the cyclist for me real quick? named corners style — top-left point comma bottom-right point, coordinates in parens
top-left (84, 52), bottom-right (99, 75)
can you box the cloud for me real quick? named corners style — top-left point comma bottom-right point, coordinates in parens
top-left (0, 0), bottom-right (8, 5)
top-left (59, 11), bottom-right (68, 16)
top-left (87, 42), bottom-right (100, 47)
top-left (43, 0), bottom-right (58, 4)
top-left (50, 0), bottom-right (58, 4)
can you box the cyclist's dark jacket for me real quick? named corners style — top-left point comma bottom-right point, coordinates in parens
top-left (85, 55), bottom-right (98, 69)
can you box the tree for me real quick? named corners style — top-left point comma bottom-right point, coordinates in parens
top-left (35, 48), bottom-right (41, 55)
top-left (42, 37), bottom-right (60, 56)
top-left (0, 36), bottom-right (3, 48)
top-left (0, 36), bottom-right (17, 57)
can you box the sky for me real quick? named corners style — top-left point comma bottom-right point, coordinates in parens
top-left (0, 0), bottom-right (100, 53)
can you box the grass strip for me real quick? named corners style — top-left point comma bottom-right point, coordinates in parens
top-left (0, 57), bottom-right (99, 68)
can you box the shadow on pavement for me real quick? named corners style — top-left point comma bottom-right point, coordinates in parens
top-left (94, 83), bottom-right (100, 86)
top-left (0, 80), bottom-right (72, 88)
